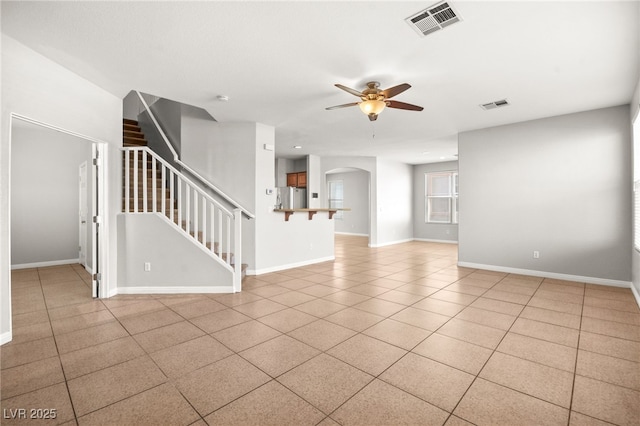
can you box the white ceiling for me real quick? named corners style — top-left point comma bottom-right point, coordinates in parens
top-left (2, 1), bottom-right (639, 164)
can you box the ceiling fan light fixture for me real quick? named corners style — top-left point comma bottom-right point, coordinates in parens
top-left (359, 99), bottom-right (386, 115)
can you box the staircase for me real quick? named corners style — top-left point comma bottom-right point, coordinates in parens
top-left (122, 118), bottom-right (247, 287)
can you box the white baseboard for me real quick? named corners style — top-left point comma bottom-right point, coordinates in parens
top-left (0, 331), bottom-right (12, 346)
top-left (335, 232), bottom-right (368, 237)
top-left (11, 258), bottom-right (80, 270)
top-left (248, 256), bottom-right (336, 276)
top-left (369, 238), bottom-right (415, 248)
top-left (457, 261), bottom-right (632, 288)
top-left (115, 286), bottom-right (234, 295)
top-left (413, 238), bottom-right (459, 244)
top-left (631, 284), bottom-right (640, 308)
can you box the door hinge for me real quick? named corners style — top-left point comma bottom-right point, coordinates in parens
top-left (93, 158), bottom-right (102, 167)
top-left (93, 216), bottom-right (102, 224)
top-left (92, 273), bottom-right (101, 281)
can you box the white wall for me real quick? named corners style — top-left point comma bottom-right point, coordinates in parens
top-left (179, 120), bottom-right (334, 274)
top-left (375, 158), bottom-right (414, 247)
top-left (413, 161), bottom-right (459, 242)
top-left (459, 105), bottom-right (632, 285)
top-left (254, 125), bottom-right (335, 274)
top-left (1, 35), bottom-right (122, 344)
top-left (181, 119), bottom-right (257, 213)
top-left (307, 154), bottom-right (321, 209)
top-left (631, 74), bottom-right (640, 299)
top-left (117, 214), bottom-right (232, 292)
top-left (11, 123), bottom-right (92, 266)
top-left (327, 170), bottom-right (369, 236)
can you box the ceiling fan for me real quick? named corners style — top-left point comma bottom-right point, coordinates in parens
top-left (326, 81), bottom-right (424, 121)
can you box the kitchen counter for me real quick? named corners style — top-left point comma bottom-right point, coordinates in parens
top-left (273, 208), bottom-right (350, 221)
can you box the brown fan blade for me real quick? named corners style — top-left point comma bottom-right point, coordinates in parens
top-left (335, 84), bottom-right (364, 98)
top-left (325, 102), bottom-right (359, 110)
top-left (368, 113), bottom-right (378, 122)
top-left (382, 83), bottom-right (411, 99)
top-left (386, 100), bottom-right (424, 111)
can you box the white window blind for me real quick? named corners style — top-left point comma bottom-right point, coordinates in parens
top-left (425, 171), bottom-right (458, 224)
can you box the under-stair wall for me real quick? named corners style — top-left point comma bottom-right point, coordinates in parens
top-left (119, 119), bottom-right (244, 293)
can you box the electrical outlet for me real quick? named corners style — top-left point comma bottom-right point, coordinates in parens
top-left (144, 262), bottom-right (151, 272)
top-left (533, 251), bottom-right (540, 259)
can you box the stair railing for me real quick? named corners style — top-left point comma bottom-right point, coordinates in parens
top-left (123, 146), bottom-right (242, 292)
top-left (134, 90), bottom-right (255, 219)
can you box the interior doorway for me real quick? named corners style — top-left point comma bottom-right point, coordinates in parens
top-left (78, 161), bottom-right (88, 268)
top-left (9, 114), bottom-right (107, 299)
top-left (325, 168), bottom-right (371, 246)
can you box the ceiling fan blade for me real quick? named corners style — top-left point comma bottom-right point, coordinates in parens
top-left (368, 113), bottom-right (378, 121)
top-left (382, 83), bottom-right (411, 99)
top-left (386, 100), bottom-right (424, 111)
top-left (335, 84), bottom-right (364, 98)
top-left (325, 102), bottom-right (359, 110)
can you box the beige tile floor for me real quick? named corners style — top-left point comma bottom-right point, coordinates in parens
top-left (1, 235), bottom-right (639, 425)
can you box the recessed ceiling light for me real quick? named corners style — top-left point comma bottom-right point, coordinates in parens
top-left (293, 145), bottom-right (302, 149)
top-left (439, 156), bottom-right (446, 159)
top-left (216, 95), bottom-right (230, 102)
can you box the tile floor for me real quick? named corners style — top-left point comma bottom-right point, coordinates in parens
top-left (1, 235), bottom-right (639, 425)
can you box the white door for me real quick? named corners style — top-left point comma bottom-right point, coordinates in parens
top-left (78, 161), bottom-right (88, 267)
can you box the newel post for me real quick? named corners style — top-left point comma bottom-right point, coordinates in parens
top-left (233, 208), bottom-right (242, 293)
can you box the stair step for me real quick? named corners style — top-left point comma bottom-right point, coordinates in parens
top-left (124, 136), bottom-right (147, 146)
top-left (123, 199), bottom-right (174, 211)
top-left (124, 189), bottom-right (170, 198)
top-left (125, 169), bottom-right (162, 177)
top-left (123, 122), bottom-right (141, 132)
top-left (124, 129), bottom-right (144, 139)
top-left (123, 118), bottom-right (138, 126)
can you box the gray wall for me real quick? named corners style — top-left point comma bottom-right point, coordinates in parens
top-left (327, 170), bottom-right (369, 235)
top-left (413, 161), bottom-right (458, 242)
top-left (117, 214), bottom-right (232, 290)
top-left (1, 35), bottom-right (122, 344)
top-left (459, 105), bottom-right (632, 284)
top-left (11, 123), bottom-right (93, 266)
top-left (631, 74), bottom-right (640, 299)
top-left (322, 157), bottom-right (378, 245)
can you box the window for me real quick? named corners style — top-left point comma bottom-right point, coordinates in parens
top-left (425, 171), bottom-right (458, 223)
top-left (328, 180), bottom-right (344, 219)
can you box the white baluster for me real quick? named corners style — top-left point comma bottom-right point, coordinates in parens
top-left (151, 155), bottom-right (157, 213)
top-left (202, 201), bottom-right (207, 246)
top-left (169, 170), bottom-right (175, 223)
top-left (161, 164), bottom-right (166, 217)
top-left (185, 185), bottom-right (190, 235)
top-left (124, 150), bottom-right (130, 213)
top-left (142, 150), bottom-right (148, 213)
top-left (193, 190), bottom-right (199, 241)
top-left (133, 150), bottom-right (139, 213)
top-left (226, 215), bottom-right (231, 266)
top-left (210, 205), bottom-right (215, 253)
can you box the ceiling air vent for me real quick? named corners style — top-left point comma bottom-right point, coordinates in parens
top-left (480, 99), bottom-right (510, 110)
top-left (406, 2), bottom-right (462, 37)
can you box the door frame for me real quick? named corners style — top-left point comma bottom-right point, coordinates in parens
top-left (79, 161), bottom-right (88, 269)
top-left (8, 113), bottom-right (110, 300)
